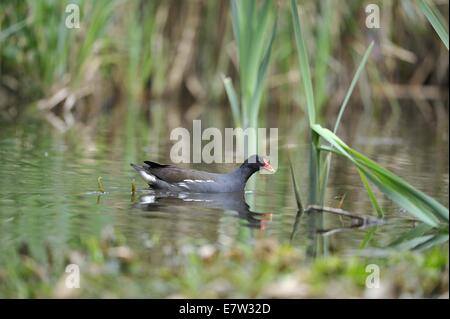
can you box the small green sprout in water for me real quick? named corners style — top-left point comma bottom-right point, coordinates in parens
top-left (131, 179), bottom-right (137, 202)
top-left (337, 193), bottom-right (347, 209)
top-left (98, 177), bottom-right (105, 193)
top-left (131, 179), bottom-right (136, 195)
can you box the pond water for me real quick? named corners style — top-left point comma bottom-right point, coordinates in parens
top-left (0, 107), bottom-right (448, 274)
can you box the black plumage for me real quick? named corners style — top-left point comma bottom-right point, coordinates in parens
top-left (131, 154), bottom-right (274, 193)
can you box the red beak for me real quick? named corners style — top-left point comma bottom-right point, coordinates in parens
top-left (262, 159), bottom-right (275, 173)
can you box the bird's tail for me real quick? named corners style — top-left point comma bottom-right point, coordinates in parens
top-left (130, 163), bottom-right (144, 172)
top-left (130, 163), bottom-right (156, 184)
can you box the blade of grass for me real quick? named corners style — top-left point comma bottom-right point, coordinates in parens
top-left (359, 226), bottom-right (378, 249)
top-left (223, 76), bottom-right (241, 126)
top-left (290, 0), bottom-right (321, 207)
top-left (0, 18), bottom-right (28, 42)
top-left (247, 0), bottom-right (271, 102)
top-left (358, 168), bottom-right (384, 217)
top-left (324, 42), bottom-right (374, 215)
top-left (388, 223), bottom-right (432, 247)
top-left (416, 0), bottom-right (449, 50)
top-left (289, 161), bottom-right (304, 212)
top-left (392, 234), bottom-right (435, 250)
top-left (229, 0), bottom-right (275, 129)
top-left (75, 0), bottom-right (116, 82)
top-left (388, 231), bottom-right (448, 251)
top-left (334, 41), bottom-right (374, 133)
top-left (290, 0), bottom-right (315, 126)
top-left (413, 234), bottom-right (449, 251)
top-left (230, 0), bottom-right (240, 47)
top-left (320, 42), bottom-right (375, 213)
top-left (314, 0), bottom-right (334, 113)
top-left (312, 124), bottom-right (449, 227)
top-left (345, 146), bottom-right (449, 223)
top-left (249, 17), bottom-right (277, 126)
top-left (237, 0), bottom-right (254, 127)
top-left (321, 126), bottom-right (446, 226)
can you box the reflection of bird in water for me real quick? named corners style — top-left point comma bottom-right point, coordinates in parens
top-left (132, 191), bottom-right (272, 230)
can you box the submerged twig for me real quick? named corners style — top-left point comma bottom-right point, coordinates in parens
top-left (306, 204), bottom-right (369, 223)
top-left (306, 205), bottom-right (382, 236)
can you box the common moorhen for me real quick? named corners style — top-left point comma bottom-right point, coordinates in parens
top-left (130, 154), bottom-right (274, 193)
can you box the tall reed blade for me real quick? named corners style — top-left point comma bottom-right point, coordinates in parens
top-left (227, 0), bottom-right (276, 129)
top-left (290, 0), bottom-right (315, 126)
top-left (358, 168), bottom-right (384, 218)
top-left (314, 0), bottom-right (335, 113)
top-left (223, 76), bottom-right (241, 127)
top-left (289, 161), bottom-right (304, 213)
top-left (328, 42), bottom-right (378, 216)
top-left (290, 0), bottom-right (321, 207)
top-left (417, 0), bottom-right (449, 50)
top-left (334, 42), bottom-right (374, 133)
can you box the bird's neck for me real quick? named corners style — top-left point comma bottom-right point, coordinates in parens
top-left (229, 165), bottom-right (258, 182)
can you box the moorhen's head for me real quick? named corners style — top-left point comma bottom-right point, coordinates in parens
top-left (241, 154), bottom-right (275, 173)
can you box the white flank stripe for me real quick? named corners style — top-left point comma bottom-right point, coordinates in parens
top-left (139, 171), bottom-right (156, 183)
top-left (177, 183), bottom-right (190, 189)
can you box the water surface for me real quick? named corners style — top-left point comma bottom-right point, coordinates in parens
top-left (0, 110), bottom-right (448, 272)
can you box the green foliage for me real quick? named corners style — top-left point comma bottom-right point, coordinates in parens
top-left (314, 0), bottom-right (335, 113)
top-left (290, 0), bottom-right (315, 127)
top-left (289, 0), bottom-right (449, 231)
top-left (417, 0), bottom-right (449, 50)
top-left (314, 125), bottom-right (449, 227)
top-left (2, 235), bottom-right (446, 298)
top-left (0, 0), bottom-right (115, 89)
top-left (333, 42), bottom-right (374, 134)
top-left (224, 0), bottom-right (277, 128)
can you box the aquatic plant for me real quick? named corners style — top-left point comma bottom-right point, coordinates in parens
top-left (1, 1), bottom-right (447, 129)
top-left (289, 0), bottom-right (449, 229)
top-left (223, 0), bottom-right (277, 129)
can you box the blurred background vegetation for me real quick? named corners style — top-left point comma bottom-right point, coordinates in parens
top-left (1, 0), bottom-right (448, 132)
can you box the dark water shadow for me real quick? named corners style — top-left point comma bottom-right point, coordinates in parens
top-left (132, 191), bottom-right (271, 229)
